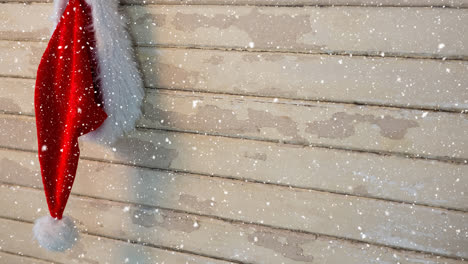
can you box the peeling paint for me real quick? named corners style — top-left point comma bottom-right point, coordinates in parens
top-left (179, 194), bottom-right (216, 213)
top-left (306, 112), bottom-right (419, 140)
top-left (171, 8), bottom-right (319, 50)
top-left (248, 229), bottom-right (316, 262)
top-left (247, 108), bottom-right (303, 141)
top-left (143, 99), bottom-right (304, 141)
top-left (133, 12), bottom-right (167, 28)
top-left (131, 206), bottom-right (200, 233)
top-left (243, 151), bottom-right (267, 161)
top-left (0, 98), bottom-right (22, 113)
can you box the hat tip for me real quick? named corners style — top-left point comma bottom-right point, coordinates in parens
top-left (33, 215), bottom-right (79, 251)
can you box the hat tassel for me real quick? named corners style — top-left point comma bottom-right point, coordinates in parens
top-left (33, 215), bottom-right (79, 251)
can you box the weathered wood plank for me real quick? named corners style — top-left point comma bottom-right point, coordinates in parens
top-left (2, 75), bottom-right (466, 159)
top-left (0, 41), bottom-right (43, 78)
top-left (137, 48), bottom-right (468, 111)
top-left (1, 185), bottom-right (466, 263)
top-left (1, 147), bottom-right (467, 258)
top-left (0, 251), bottom-right (54, 264)
top-left (138, 90), bottom-right (468, 160)
top-left (2, 41), bottom-right (468, 112)
top-left (1, 114), bottom-right (467, 212)
top-left (2, 42), bottom-right (468, 112)
top-left (127, 5), bottom-right (468, 57)
top-left (0, 218), bottom-right (234, 264)
top-left (0, 4), bottom-right (50, 42)
top-left (1, 4), bottom-right (467, 57)
top-left (0, 78), bottom-right (35, 114)
top-left (1, 0), bottom-right (468, 7)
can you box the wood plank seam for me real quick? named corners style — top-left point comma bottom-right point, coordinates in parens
top-left (135, 44), bottom-right (468, 61)
top-left (0, 250), bottom-right (61, 264)
top-left (2, 183), bottom-right (466, 262)
top-left (2, 114), bottom-right (467, 212)
top-left (0, 215), bottom-right (243, 264)
top-left (1, 144), bottom-right (466, 214)
top-left (2, 76), bottom-right (468, 160)
top-left (81, 232), bottom-right (244, 264)
top-left (0, 110), bottom-right (34, 117)
top-left (3, 41), bottom-right (468, 112)
top-left (136, 126), bottom-right (468, 164)
top-left (138, 90), bottom-right (467, 160)
top-left (151, 87), bottom-right (468, 114)
top-left (1, 111), bottom-right (466, 165)
top-left (5, 38), bottom-right (468, 61)
top-left (2, 5), bottom-right (467, 57)
top-left (136, 112), bottom-right (467, 164)
top-left (1, 75), bottom-right (467, 114)
top-left (3, 74), bottom-right (468, 114)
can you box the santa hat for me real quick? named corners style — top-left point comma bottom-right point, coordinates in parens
top-left (33, 0), bottom-right (144, 251)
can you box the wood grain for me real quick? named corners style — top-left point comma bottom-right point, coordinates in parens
top-left (1, 145), bottom-right (467, 258)
top-left (1, 114), bottom-right (467, 212)
top-left (0, 78), bottom-right (35, 114)
top-left (2, 1), bottom-right (468, 263)
top-left (1, 185), bottom-right (466, 263)
top-left (136, 47), bottom-right (468, 111)
top-left (1, 4), bottom-right (467, 57)
top-left (2, 75), bottom-right (467, 159)
top-left (2, 41), bottom-right (468, 111)
top-left (0, 41), bottom-right (43, 78)
top-left (138, 89), bottom-right (468, 160)
top-left (0, 251), bottom-right (54, 264)
top-left (0, 218), bottom-right (234, 264)
top-left (127, 5), bottom-right (468, 57)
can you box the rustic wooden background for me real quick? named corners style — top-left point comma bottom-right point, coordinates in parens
top-left (0, 0), bottom-right (467, 263)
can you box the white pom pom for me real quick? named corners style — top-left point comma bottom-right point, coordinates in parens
top-left (33, 215), bottom-right (79, 251)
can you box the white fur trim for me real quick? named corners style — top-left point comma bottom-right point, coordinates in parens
top-left (52, 0), bottom-right (69, 29)
top-left (81, 0), bottom-right (145, 144)
top-left (33, 215), bottom-right (79, 251)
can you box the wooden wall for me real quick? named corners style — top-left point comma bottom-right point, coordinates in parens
top-left (0, 1), bottom-right (467, 263)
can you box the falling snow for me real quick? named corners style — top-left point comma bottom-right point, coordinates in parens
top-left (1, 1), bottom-right (467, 263)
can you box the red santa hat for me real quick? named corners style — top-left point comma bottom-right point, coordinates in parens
top-left (33, 0), bottom-right (144, 251)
